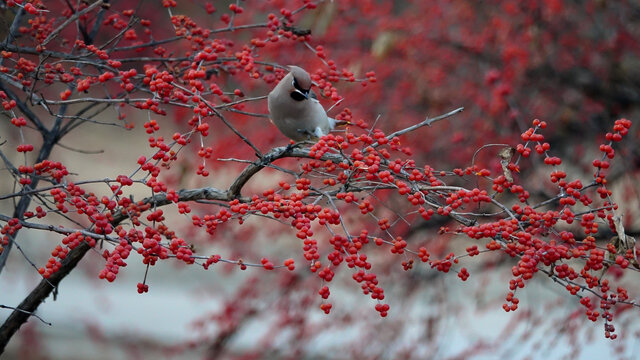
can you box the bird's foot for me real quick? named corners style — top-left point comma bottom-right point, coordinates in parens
top-left (259, 153), bottom-right (273, 166)
top-left (259, 143), bottom-right (296, 166)
top-left (284, 142), bottom-right (296, 153)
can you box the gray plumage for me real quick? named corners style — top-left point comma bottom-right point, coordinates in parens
top-left (268, 66), bottom-right (336, 141)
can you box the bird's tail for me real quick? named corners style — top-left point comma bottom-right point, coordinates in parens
top-left (328, 117), bottom-right (351, 129)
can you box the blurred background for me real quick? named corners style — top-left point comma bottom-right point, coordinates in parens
top-left (1, 0), bottom-right (640, 359)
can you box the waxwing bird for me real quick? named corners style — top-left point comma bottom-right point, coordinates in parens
top-left (268, 66), bottom-right (337, 141)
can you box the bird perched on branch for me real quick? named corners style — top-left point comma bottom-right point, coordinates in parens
top-left (268, 66), bottom-right (337, 142)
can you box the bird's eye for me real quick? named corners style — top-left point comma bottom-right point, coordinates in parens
top-left (290, 91), bottom-right (307, 101)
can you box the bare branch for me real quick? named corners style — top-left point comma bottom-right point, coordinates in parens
top-left (41, 0), bottom-right (105, 47)
top-left (0, 305), bottom-right (51, 326)
top-left (375, 107), bottom-right (464, 147)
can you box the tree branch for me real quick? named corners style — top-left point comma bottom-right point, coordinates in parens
top-left (41, 0), bottom-right (105, 47)
top-left (376, 107), bottom-right (464, 147)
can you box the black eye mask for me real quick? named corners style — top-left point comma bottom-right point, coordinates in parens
top-left (290, 91), bottom-right (307, 101)
top-left (291, 78), bottom-right (309, 101)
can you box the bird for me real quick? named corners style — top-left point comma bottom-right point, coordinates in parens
top-left (267, 66), bottom-right (336, 142)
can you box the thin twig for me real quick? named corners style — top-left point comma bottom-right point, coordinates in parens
top-left (0, 305), bottom-right (51, 326)
top-left (375, 107), bottom-right (464, 148)
top-left (42, 0), bottom-right (105, 46)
